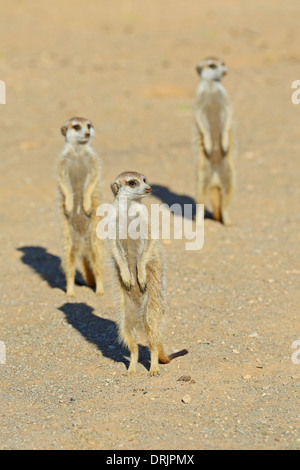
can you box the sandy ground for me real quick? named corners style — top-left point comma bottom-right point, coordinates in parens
top-left (0, 0), bottom-right (299, 450)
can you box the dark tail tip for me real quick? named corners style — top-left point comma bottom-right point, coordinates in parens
top-left (168, 349), bottom-right (189, 361)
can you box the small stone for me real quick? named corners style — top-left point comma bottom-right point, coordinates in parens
top-left (242, 374), bottom-right (252, 380)
top-left (182, 394), bottom-right (191, 404)
top-left (177, 375), bottom-right (192, 382)
top-left (248, 332), bottom-right (259, 338)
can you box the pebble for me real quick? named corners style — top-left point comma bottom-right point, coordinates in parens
top-left (177, 375), bottom-right (192, 382)
top-left (182, 394), bottom-right (191, 404)
top-left (248, 332), bottom-right (259, 338)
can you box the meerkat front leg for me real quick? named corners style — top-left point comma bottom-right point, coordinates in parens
top-left (195, 111), bottom-right (212, 156)
top-left (57, 161), bottom-right (73, 216)
top-left (83, 159), bottom-right (99, 216)
top-left (110, 239), bottom-right (134, 290)
top-left (221, 111), bottom-right (232, 155)
top-left (137, 239), bottom-right (155, 293)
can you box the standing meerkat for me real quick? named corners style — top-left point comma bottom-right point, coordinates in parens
top-left (194, 57), bottom-right (235, 225)
top-left (108, 171), bottom-right (187, 376)
top-left (57, 117), bottom-right (104, 297)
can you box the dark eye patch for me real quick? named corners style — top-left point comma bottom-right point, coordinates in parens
top-left (87, 124), bottom-right (91, 130)
top-left (127, 180), bottom-right (138, 187)
top-left (209, 63), bottom-right (217, 69)
top-left (73, 124), bottom-right (81, 131)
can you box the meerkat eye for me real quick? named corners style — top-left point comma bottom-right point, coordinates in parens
top-left (73, 124), bottom-right (81, 131)
top-left (143, 178), bottom-right (146, 183)
top-left (87, 124), bottom-right (91, 130)
top-left (209, 63), bottom-right (217, 69)
top-left (128, 180), bottom-right (137, 187)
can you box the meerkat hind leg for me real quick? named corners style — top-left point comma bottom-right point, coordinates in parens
top-left (221, 187), bottom-right (233, 226)
top-left (119, 292), bottom-right (139, 374)
top-left (220, 172), bottom-right (234, 226)
top-left (89, 244), bottom-right (104, 295)
top-left (82, 256), bottom-right (96, 288)
top-left (158, 343), bottom-right (170, 364)
top-left (62, 218), bottom-right (76, 297)
top-left (210, 186), bottom-right (222, 222)
top-left (65, 248), bottom-right (76, 297)
top-left (122, 327), bottom-right (139, 375)
top-left (149, 342), bottom-right (160, 377)
top-left (144, 309), bottom-right (163, 376)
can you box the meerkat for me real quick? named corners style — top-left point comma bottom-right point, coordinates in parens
top-left (57, 117), bottom-right (104, 297)
top-left (194, 57), bottom-right (235, 225)
top-left (108, 171), bottom-right (187, 376)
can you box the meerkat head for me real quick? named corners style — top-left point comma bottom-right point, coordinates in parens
top-left (111, 171), bottom-right (151, 201)
top-left (196, 57), bottom-right (227, 81)
top-left (61, 117), bottom-right (95, 145)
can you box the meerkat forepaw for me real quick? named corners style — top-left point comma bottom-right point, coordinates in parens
top-left (65, 196), bottom-right (74, 216)
top-left (120, 267), bottom-right (134, 290)
top-left (138, 279), bottom-right (147, 293)
top-left (221, 132), bottom-right (230, 155)
top-left (84, 208), bottom-right (92, 217)
top-left (137, 265), bottom-right (147, 293)
top-left (140, 283), bottom-right (147, 293)
top-left (203, 134), bottom-right (212, 156)
top-left (149, 368), bottom-right (160, 377)
top-left (83, 199), bottom-right (92, 217)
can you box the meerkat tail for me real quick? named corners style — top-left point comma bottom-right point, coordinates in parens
top-left (167, 348), bottom-right (189, 361)
top-left (210, 186), bottom-right (222, 222)
top-left (158, 343), bottom-right (189, 363)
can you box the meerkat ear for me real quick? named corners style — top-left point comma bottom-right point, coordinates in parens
top-left (196, 63), bottom-right (202, 75)
top-left (61, 125), bottom-right (68, 136)
top-left (111, 180), bottom-right (120, 196)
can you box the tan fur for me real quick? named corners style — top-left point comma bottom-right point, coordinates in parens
top-left (194, 57), bottom-right (235, 225)
top-left (57, 117), bottom-right (104, 296)
top-left (109, 171), bottom-right (187, 376)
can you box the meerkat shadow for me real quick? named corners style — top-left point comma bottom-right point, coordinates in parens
top-left (59, 302), bottom-right (151, 370)
top-left (17, 246), bottom-right (86, 292)
top-left (151, 184), bottom-right (214, 221)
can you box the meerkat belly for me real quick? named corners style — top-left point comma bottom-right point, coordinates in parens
top-left (121, 238), bottom-right (143, 278)
top-left (205, 97), bottom-right (225, 167)
top-left (121, 238), bottom-right (145, 303)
